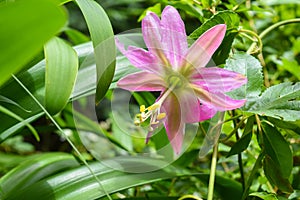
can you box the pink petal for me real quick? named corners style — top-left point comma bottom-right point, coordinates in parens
top-left (199, 102), bottom-right (217, 121)
top-left (174, 88), bottom-right (201, 123)
top-left (193, 86), bottom-right (246, 111)
top-left (161, 93), bottom-right (185, 154)
top-left (115, 39), bottom-right (163, 74)
top-left (142, 12), bottom-right (169, 65)
top-left (184, 24), bottom-right (226, 69)
top-left (161, 6), bottom-right (188, 68)
top-left (117, 71), bottom-right (165, 91)
top-left (191, 67), bottom-right (247, 92)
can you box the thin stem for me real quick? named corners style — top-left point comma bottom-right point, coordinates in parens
top-left (12, 75), bottom-right (113, 200)
top-left (241, 152), bottom-right (264, 200)
top-left (247, 18), bottom-right (300, 54)
top-left (219, 116), bottom-right (248, 142)
top-left (231, 110), bottom-right (245, 191)
top-left (207, 143), bottom-right (219, 200)
top-left (238, 29), bottom-right (263, 54)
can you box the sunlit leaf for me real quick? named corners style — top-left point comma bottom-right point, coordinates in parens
top-left (0, 0), bottom-right (66, 87)
top-left (44, 37), bottom-right (78, 115)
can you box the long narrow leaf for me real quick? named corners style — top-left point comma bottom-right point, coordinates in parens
top-left (5, 157), bottom-right (197, 200)
top-left (76, 0), bottom-right (116, 104)
top-left (0, 153), bottom-right (79, 199)
top-left (44, 37), bottom-right (78, 115)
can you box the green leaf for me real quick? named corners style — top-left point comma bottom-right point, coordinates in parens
top-left (265, 0), bottom-right (300, 5)
top-left (189, 11), bottom-right (240, 65)
top-left (268, 117), bottom-right (300, 134)
top-left (64, 28), bottom-right (90, 45)
top-left (262, 122), bottom-right (293, 179)
top-left (0, 95), bottom-right (30, 112)
top-left (197, 174), bottom-right (243, 199)
top-left (201, 0), bottom-right (211, 8)
top-left (76, 0), bottom-right (116, 104)
top-left (225, 53), bottom-right (263, 108)
top-left (0, 153), bottom-right (79, 199)
top-left (44, 37), bottom-right (78, 115)
top-left (227, 115), bottom-right (255, 157)
top-left (0, 106), bottom-right (40, 141)
top-left (249, 192), bottom-right (278, 200)
top-left (249, 82), bottom-right (300, 121)
top-left (0, 41), bottom-right (133, 140)
top-left (0, 0), bottom-right (66, 87)
top-left (279, 58), bottom-right (300, 80)
top-left (5, 157), bottom-right (197, 200)
top-left (138, 3), bottom-right (161, 22)
top-left (263, 155), bottom-right (293, 193)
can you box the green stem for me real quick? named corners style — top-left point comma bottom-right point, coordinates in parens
top-left (207, 143), bottom-right (219, 200)
top-left (241, 152), bottom-right (264, 200)
top-left (232, 110), bottom-right (245, 191)
top-left (219, 116), bottom-right (247, 142)
top-left (12, 75), bottom-right (113, 200)
top-left (247, 18), bottom-right (300, 54)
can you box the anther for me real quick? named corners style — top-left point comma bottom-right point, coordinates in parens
top-left (157, 113), bottom-right (166, 120)
top-left (148, 104), bottom-right (159, 111)
top-left (140, 105), bottom-right (146, 112)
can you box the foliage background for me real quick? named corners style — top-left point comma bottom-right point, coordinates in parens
top-left (0, 0), bottom-right (300, 200)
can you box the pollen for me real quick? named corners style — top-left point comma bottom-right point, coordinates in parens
top-left (140, 105), bottom-right (146, 112)
top-left (148, 104), bottom-right (159, 111)
top-left (157, 113), bottom-right (166, 120)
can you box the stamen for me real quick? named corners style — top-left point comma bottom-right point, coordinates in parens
top-left (148, 104), bottom-right (159, 111)
top-left (157, 113), bottom-right (166, 120)
top-left (140, 105), bottom-right (146, 112)
top-left (133, 76), bottom-right (182, 131)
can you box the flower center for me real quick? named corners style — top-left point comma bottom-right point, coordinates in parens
top-left (167, 74), bottom-right (184, 90)
top-left (134, 75), bottom-right (183, 132)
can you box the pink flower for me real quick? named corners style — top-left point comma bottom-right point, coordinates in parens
top-left (117, 6), bottom-right (247, 154)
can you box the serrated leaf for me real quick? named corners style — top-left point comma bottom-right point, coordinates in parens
top-left (76, 0), bottom-right (116, 104)
top-left (263, 155), bottom-right (293, 193)
top-left (227, 115), bottom-right (255, 157)
top-left (225, 53), bottom-right (263, 108)
top-left (44, 37), bottom-right (78, 115)
top-left (189, 11), bottom-right (240, 64)
top-left (249, 82), bottom-right (300, 121)
top-left (262, 122), bottom-right (293, 179)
